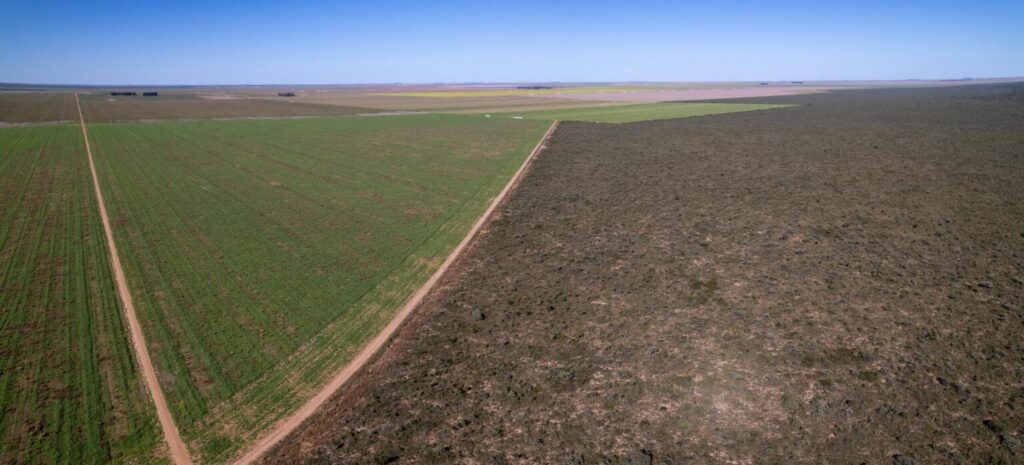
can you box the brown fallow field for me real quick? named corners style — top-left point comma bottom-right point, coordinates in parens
top-left (261, 82), bottom-right (1024, 465)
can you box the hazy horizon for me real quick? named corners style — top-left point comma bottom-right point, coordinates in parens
top-left (3, 77), bottom-right (1024, 88)
top-left (2, 0), bottom-right (1023, 86)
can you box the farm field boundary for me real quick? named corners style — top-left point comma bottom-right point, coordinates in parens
top-left (75, 93), bottom-right (194, 465)
top-left (258, 82), bottom-right (1024, 465)
top-left (85, 113), bottom-right (553, 462)
top-left (232, 120), bottom-right (560, 465)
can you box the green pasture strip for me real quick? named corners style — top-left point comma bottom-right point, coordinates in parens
top-left (87, 114), bottom-right (550, 462)
top-left (508, 102), bottom-right (793, 123)
top-left (0, 125), bottom-right (165, 464)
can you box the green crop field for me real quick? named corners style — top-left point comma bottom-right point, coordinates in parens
top-left (0, 125), bottom-right (165, 464)
top-left (508, 102), bottom-right (794, 123)
top-left (86, 114), bottom-right (551, 461)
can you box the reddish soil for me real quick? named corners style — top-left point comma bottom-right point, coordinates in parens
top-left (262, 83), bottom-right (1024, 465)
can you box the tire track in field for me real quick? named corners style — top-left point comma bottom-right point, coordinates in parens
top-left (232, 120), bottom-right (560, 465)
top-left (75, 93), bottom-right (195, 465)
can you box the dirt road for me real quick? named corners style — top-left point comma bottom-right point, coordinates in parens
top-left (75, 93), bottom-right (194, 465)
top-left (230, 121), bottom-right (560, 465)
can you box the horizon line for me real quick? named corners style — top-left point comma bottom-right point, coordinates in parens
top-left (4, 76), bottom-right (1024, 89)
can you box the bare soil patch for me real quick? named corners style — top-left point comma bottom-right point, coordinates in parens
top-left (536, 86), bottom-right (831, 102)
top-left (262, 83), bottom-right (1024, 465)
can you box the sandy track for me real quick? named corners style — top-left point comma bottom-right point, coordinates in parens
top-left (75, 94), bottom-right (194, 465)
top-left (231, 120), bottom-right (560, 465)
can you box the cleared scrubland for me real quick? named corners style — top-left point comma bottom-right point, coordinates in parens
top-left (262, 83), bottom-right (1024, 465)
top-left (86, 114), bottom-right (551, 462)
top-left (510, 101), bottom-right (792, 123)
top-left (0, 125), bottom-right (165, 464)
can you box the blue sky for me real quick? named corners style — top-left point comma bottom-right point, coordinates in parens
top-left (1, 0), bottom-right (1022, 85)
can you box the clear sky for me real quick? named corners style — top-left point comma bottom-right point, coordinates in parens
top-left (1, 0), bottom-right (1022, 85)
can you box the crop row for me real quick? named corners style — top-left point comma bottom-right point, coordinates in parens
top-left (0, 125), bottom-right (164, 464)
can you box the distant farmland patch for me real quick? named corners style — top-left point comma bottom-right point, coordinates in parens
top-left (0, 125), bottom-right (165, 464)
top-left (78, 94), bottom-right (376, 122)
top-left (86, 114), bottom-right (551, 461)
top-left (373, 86), bottom-right (647, 98)
top-left (0, 93), bottom-right (78, 123)
top-left (251, 91), bottom-right (614, 114)
top-left (510, 102), bottom-right (793, 123)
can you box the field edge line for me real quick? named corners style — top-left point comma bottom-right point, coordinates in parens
top-left (231, 120), bottom-right (560, 465)
top-left (75, 93), bottom-right (195, 465)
